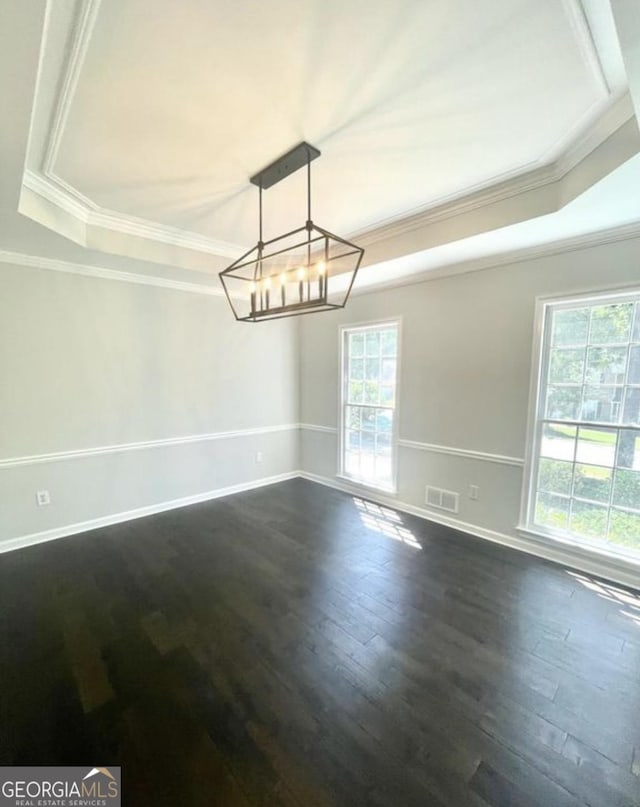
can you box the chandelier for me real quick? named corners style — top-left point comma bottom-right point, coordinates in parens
top-left (219, 142), bottom-right (364, 322)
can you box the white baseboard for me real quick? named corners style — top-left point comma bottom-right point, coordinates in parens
top-left (4, 467), bottom-right (638, 591)
top-left (0, 471), bottom-right (299, 555)
top-left (298, 471), bottom-right (640, 591)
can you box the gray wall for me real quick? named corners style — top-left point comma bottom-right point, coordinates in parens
top-left (0, 261), bottom-right (299, 544)
top-left (299, 236), bottom-right (640, 544)
top-left (3, 234), bottom-right (639, 576)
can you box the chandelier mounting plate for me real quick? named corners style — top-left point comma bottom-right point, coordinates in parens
top-left (250, 142), bottom-right (321, 189)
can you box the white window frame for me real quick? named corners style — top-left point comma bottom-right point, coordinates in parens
top-left (338, 318), bottom-right (401, 494)
top-left (520, 286), bottom-right (640, 563)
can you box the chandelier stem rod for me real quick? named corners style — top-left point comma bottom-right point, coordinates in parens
top-left (306, 149), bottom-right (312, 283)
top-left (307, 150), bottom-right (311, 224)
top-left (257, 184), bottom-right (264, 286)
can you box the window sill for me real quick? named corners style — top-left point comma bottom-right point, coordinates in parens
top-left (516, 524), bottom-right (640, 573)
top-left (336, 474), bottom-right (398, 497)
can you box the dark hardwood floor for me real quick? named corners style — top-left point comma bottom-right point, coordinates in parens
top-left (1, 478), bottom-right (639, 806)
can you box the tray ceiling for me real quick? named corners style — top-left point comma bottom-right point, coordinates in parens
top-left (54, 0), bottom-right (613, 242)
top-left (13, 0), bottom-right (640, 282)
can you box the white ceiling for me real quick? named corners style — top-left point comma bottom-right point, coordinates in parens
top-left (54, 0), bottom-right (620, 243)
top-left (2, 0), bottom-right (640, 294)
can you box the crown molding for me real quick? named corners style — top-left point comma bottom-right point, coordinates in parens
top-left (24, 169), bottom-right (243, 258)
top-left (352, 162), bottom-right (555, 247)
top-left (43, 0), bottom-right (103, 174)
top-left (0, 248), bottom-right (224, 296)
top-left (43, 170), bottom-right (99, 212)
top-left (23, 168), bottom-right (92, 222)
top-left (561, 0), bottom-right (609, 96)
top-left (351, 95), bottom-right (636, 251)
top-left (449, 220), bottom-right (640, 282)
top-left (493, 219), bottom-right (640, 264)
top-left (12, 208), bottom-right (640, 304)
top-left (551, 92), bottom-right (635, 175)
top-left (351, 219), bottom-right (640, 297)
top-left (85, 196), bottom-right (242, 256)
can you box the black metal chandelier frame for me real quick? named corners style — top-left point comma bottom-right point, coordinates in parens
top-left (219, 142), bottom-right (364, 322)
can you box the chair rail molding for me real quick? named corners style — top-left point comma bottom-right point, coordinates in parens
top-left (397, 438), bottom-right (525, 467)
top-left (0, 424), bottom-right (299, 469)
top-left (299, 424), bottom-right (525, 468)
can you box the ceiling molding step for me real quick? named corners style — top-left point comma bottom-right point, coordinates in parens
top-left (43, 0), bottom-right (103, 174)
top-left (352, 98), bottom-right (638, 253)
top-left (23, 168), bottom-right (91, 222)
top-left (87, 204), bottom-right (241, 257)
top-left (551, 92), bottom-right (636, 176)
top-left (610, 0), bottom-right (640, 120)
top-left (535, 95), bottom-right (612, 169)
top-left (44, 169), bottom-right (99, 211)
top-left (0, 249), bottom-right (224, 296)
top-left (558, 116), bottom-right (640, 208)
top-left (561, 0), bottom-right (609, 96)
top-left (353, 164), bottom-right (557, 247)
top-left (465, 219), bottom-right (640, 271)
top-left (23, 169), bottom-right (243, 257)
top-left (356, 220), bottom-right (640, 295)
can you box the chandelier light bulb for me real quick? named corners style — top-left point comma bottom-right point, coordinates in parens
top-left (280, 272), bottom-right (287, 306)
top-left (317, 261), bottom-right (327, 298)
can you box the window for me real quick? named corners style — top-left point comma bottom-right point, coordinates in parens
top-left (524, 291), bottom-right (640, 559)
top-left (340, 321), bottom-right (399, 491)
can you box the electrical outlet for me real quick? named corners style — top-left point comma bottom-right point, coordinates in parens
top-left (255, 451), bottom-right (263, 464)
top-left (469, 485), bottom-right (479, 501)
top-left (36, 490), bottom-right (51, 506)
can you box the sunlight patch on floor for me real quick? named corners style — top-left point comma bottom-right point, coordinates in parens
top-left (567, 570), bottom-right (640, 627)
top-left (353, 497), bottom-right (422, 550)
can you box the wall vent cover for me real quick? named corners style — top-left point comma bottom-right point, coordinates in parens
top-left (425, 485), bottom-right (459, 514)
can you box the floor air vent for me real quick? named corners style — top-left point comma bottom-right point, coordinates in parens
top-left (425, 485), bottom-right (459, 514)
